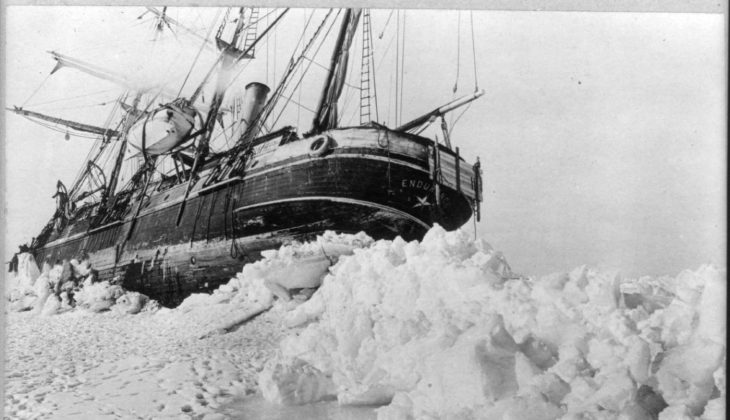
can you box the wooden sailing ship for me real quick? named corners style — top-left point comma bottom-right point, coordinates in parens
top-left (8, 8), bottom-right (483, 306)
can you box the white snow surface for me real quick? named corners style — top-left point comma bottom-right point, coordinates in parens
top-left (3, 227), bottom-right (726, 420)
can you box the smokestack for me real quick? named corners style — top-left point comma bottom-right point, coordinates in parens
top-left (234, 82), bottom-right (270, 142)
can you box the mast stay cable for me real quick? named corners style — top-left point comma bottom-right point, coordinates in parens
top-left (470, 11), bottom-right (480, 92)
top-left (258, 9), bottom-right (338, 135)
top-left (399, 11), bottom-right (406, 126)
top-left (395, 10), bottom-right (400, 126)
top-left (177, 9), bottom-right (223, 97)
top-left (21, 73), bottom-right (52, 107)
top-left (267, 12), bottom-right (338, 131)
top-left (454, 11), bottom-right (461, 93)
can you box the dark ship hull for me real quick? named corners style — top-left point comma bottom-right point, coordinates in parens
top-left (31, 127), bottom-right (481, 306)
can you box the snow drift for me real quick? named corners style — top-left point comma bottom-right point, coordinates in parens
top-left (258, 226), bottom-right (726, 420)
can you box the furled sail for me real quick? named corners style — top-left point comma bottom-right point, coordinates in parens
top-left (312, 8), bottom-right (362, 133)
top-left (7, 106), bottom-right (120, 139)
top-left (49, 51), bottom-right (177, 98)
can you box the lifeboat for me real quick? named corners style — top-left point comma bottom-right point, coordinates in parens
top-left (128, 103), bottom-right (198, 156)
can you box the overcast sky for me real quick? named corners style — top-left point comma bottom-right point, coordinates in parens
top-left (2, 6), bottom-right (726, 277)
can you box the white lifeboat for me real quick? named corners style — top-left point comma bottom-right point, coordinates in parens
top-left (128, 103), bottom-right (198, 156)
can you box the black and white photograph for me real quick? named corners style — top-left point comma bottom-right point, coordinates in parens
top-left (1, 2), bottom-right (726, 419)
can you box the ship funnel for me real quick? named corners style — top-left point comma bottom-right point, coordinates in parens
top-left (235, 82), bottom-right (270, 141)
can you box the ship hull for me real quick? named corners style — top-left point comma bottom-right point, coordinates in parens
top-left (32, 128), bottom-right (479, 306)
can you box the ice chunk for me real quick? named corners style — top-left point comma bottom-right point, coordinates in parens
top-left (701, 397), bottom-right (725, 420)
top-left (589, 369), bottom-right (636, 413)
top-left (41, 294), bottom-right (61, 316)
top-left (695, 266), bottom-right (726, 345)
top-left (5, 253), bottom-right (41, 298)
top-left (74, 281), bottom-right (125, 312)
top-left (625, 336), bottom-right (651, 384)
top-left (658, 404), bottom-right (695, 420)
top-left (410, 321), bottom-right (519, 415)
top-left (712, 359), bottom-right (725, 397)
top-left (114, 292), bottom-right (150, 314)
top-left (501, 394), bottom-right (563, 420)
top-left (656, 339), bottom-right (724, 413)
top-left (259, 357), bottom-right (336, 405)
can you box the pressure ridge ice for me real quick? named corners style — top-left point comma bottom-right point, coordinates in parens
top-left (4, 227), bottom-right (726, 420)
top-left (257, 227), bottom-right (726, 420)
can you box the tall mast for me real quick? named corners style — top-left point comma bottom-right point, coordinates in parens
top-left (193, 8), bottom-right (289, 158)
top-left (196, 8), bottom-right (250, 160)
top-left (105, 92), bottom-right (143, 206)
top-left (312, 8), bottom-right (362, 133)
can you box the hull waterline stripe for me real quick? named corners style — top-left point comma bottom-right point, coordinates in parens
top-left (245, 153), bottom-right (428, 180)
top-left (234, 196), bottom-right (431, 230)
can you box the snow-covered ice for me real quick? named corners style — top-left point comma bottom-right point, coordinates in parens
top-left (3, 306), bottom-right (285, 419)
top-left (3, 227), bottom-right (726, 419)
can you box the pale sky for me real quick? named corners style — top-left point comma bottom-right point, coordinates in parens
top-left (2, 6), bottom-right (726, 278)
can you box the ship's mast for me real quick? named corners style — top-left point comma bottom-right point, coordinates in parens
top-left (104, 91), bottom-right (143, 207)
top-left (238, 9), bottom-right (336, 146)
top-left (193, 9), bottom-right (288, 150)
top-left (312, 8), bottom-right (362, 133)
top-left (195, 7), bottom-right (251, 161)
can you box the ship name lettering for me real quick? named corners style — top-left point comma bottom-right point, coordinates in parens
top-left (401, 179), bottom-right (431, 191)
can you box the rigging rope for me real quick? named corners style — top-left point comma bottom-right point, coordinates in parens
top-left (227, 8), bottom-right (291, 90)
top-left (22, 73), bottom-right (51, 107)
top-left (386, 69), bottom-right (394, 127)
top-left (369, 12), bottom-right (380, 123)
top-left (375, 22), bottom-right (397, 74)
top-left (177, 9), bottom-right (222, 97)
top-left (297, 10), bottom-right (308, 127)
top-left (377, 10), bottom-right (394, 39)
top-left (448, 102), bottom-right (472, 136)
top-left (470, 11), bottom-right (479, 92)
top-left (454, 11), bottom-right (461, 93)
top-left (399, 11), bottom-right (406, 126)
top-left (38, 100), bottom-right (117, 112)
top-left (264, 9), bottom-right (338, 132)
top-left (69, 93), bottom-right (125, 195)
top-left (25, 88), bottom-right (115, 108)
top-left (395, 10), bottom-right (400, 126)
